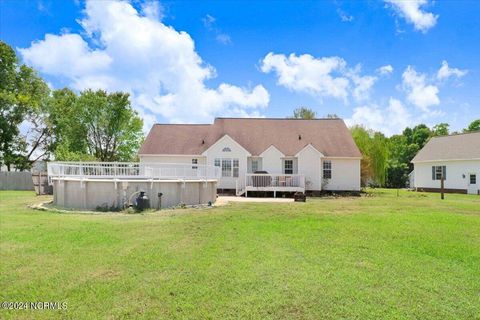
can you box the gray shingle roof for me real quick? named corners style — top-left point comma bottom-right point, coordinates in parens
top-left (411, 131), bottom-right (480, 162)
top-left (139, 118), bottom-right (362, 157)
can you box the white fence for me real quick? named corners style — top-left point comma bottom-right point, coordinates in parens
top-left (47, 162), bottom-right (220, 181)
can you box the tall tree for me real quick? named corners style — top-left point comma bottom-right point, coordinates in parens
top-left (350, 126), bottom-right (388, 187)
top-left (464, 119), bottom-right (480, 132)
top-left (0, 41), bottom-right (50, 171)
top-left (74, 89), bottom-right (143, 161)
top-left (432, 123), bottom-right (450, 136)
top-left (291, 107), bottom-right (317, 119)
top-left (49, 88), bottom-right (93, 161)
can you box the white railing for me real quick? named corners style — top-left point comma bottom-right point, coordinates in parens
top-left (47, 162), bottom-right (220, 180)
top-left (236, 178), bottom-right (246, 196)
top-left (245, 173), bottom-right (305, 189)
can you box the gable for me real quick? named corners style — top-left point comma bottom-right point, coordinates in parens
top-left (295, 143), bottom-right (324, 158)
top-left (259, 145), bottom-right (285, 158)
top-left (201, 134), bottom-right (251, 157)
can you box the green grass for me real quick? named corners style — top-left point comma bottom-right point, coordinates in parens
top-left (1, 189), bottom-right (479, 319)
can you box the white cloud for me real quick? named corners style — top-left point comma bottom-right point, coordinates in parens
top-left (20, 33), bottom-right (112, 79)
top-left (385, 0), bottom-right (438, 33)
top-left (20, 0), bottom-right (268, 127)
top-left (261, 53), bottom-right (349, 100)
top-left (345, 98), bottom-right (412, 136)
top-left (261, 52), bottom-right (378, 102)
top-left (377, 65), bottom-right (394, 75)
top-left (402, 65), bottom-right (439, 112)
top-left (202, 14), bottom-right (216, 29)
top-left (437, 60), bottom-right (468, 81)
top-left (141, 1), bottom-right (164, 21)
top-left (216, 34), bottom-right (232, 45)
top-left (337, 8), bottom-right (354, 22)
top-left (202, 14), bottom-right (232, 45)
top-left (348, 66), bottom-right (378, 101)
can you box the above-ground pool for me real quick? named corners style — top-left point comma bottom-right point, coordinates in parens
top-left (48, 162), bottom-right (219, 210)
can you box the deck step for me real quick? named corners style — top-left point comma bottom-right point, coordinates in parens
top-left (236, 188), bottom-right (246, 196)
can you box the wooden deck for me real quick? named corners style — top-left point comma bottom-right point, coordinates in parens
top-left (236, 173), bottom-right (305, 197)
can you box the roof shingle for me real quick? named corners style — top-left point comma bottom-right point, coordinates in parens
top-left (412, 131), bottom-right (480, 162)
top-left (139, 118), bottom-right (362, 157)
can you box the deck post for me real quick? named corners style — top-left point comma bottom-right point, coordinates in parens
top-left (274, 190), bottom-right (276, 198)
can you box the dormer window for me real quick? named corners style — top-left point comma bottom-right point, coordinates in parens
top-left (222, 147), bottom-right (231, 152)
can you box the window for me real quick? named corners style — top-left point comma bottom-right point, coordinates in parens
top-left (191, 158), bottom-right (198, 169)
top-left (222, 147), bottom-right (231, 152)
top-left (251, 159), bottom-right (259, 173)
top-left (284, 159), bottom-right (293, 174)
top-left (323, 160), bottom-right (332, 179)
top-left (470, 174), bottom-right (477, 185)
top-left (217, 158), bottom-right (239, 177)
top-left (432, 166), bottom-right (446, 180)
top-left (222, 159), bottom-right (232, 177)
top-left (233, 159), bottom-right (239, 177)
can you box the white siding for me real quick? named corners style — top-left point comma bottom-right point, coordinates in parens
top-left (413, 160), bottom-right (480, 192)
top-left (139, 144), bottom-right (362, 192)
top-left (297, 146), bottom-right (321, 191)
top-left (322, 158), bottom-right (361, 191)
top-left (202, 135), bottom-right (249, 189)
top-left (261, 146), bottom-right (284, 174)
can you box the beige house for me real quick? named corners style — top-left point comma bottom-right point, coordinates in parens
top-left (139, 118), bottom-right (362, 196)
top-left (411, 131), bottom-right (480, 194)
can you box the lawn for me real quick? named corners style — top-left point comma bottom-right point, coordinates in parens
top-left (1, 189), bottom-right (479, 319)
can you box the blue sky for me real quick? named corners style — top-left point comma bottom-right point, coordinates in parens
top-left (1, 0), bottom-right (479, 134)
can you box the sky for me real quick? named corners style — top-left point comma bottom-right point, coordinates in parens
top-left (1, 0), bottom-right (479, 135)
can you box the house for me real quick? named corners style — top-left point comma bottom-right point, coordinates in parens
top-left (411, 131), bottom-right (480, 195)
top-left (138, 118), bottom-right (362, 196)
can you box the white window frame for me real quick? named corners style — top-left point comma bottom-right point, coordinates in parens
top-left (216, 158), bottom-right (239, 178)
top-left (470, 174), bottom-right (477, 185)
top-left (432, 165), bottom-right (446, 180)
top-left (323, 160), bottom-right (332, 179)
top-left (251, 159), bottom-right (259, 173)
top-left (284, 159), bottom-right (293, 174)
top-left (233, 159), bottom-right (239, 178)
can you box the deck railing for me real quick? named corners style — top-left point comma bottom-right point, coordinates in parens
top-left (245, 173), bottom-right (305, 189)
top-left (47, 162), bottom-right (220, 180)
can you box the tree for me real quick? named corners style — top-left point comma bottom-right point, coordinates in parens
top-left (350, 126), bottom-right (388, 187)
top-left (48, 88), bottom-right (93, 161)
top-left (386, 135), bottom-right (411, 188)
top-left (291, 107), bottom-right (317, 119)
top-left (326, 114), bottom-right (339, 119)
top-left (464, 119), bottom-right (480, 132)
top-left (432, 123), bottom-right (449, 136)
top-left (0, 41), bottom-right (50, 171)
top-left (411, 124), bottom-right (431, 148)
top-left (78, 90), bottom-right (143, 161)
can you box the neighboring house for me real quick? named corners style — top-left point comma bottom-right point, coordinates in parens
top-left (139, 118), bottom-right (361, 196)
top-left (411, 131), bottom-right (480, 195)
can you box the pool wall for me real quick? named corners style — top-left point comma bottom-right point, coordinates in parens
top-left (52, 179), bottom-right (217, 210)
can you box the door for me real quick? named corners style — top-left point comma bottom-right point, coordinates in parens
top-left (467, 173), bottom-right (478, 195)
